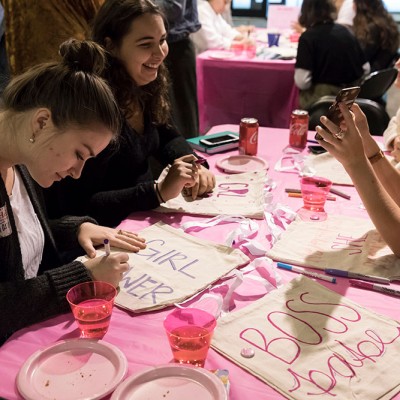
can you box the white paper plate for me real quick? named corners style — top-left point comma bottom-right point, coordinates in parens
top-left (216, 155), bottom-right (269, 173)
top-left (208, 51), bottom-right (235, 60)
top-left (17, 339), bottom-right (128, 400)
top-left (111, 364), bottom-right (227, 400)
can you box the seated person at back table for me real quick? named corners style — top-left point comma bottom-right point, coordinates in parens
top-left (294, 0), bottom-right (370, 109)
top-left (190, 0), bottom-right (252, 54)
top-left (0, 39), bottom-right (146, 345)
top-left (316, 102), bottom-right (400, 257)
top-left (353, 0), bottom-right (399, 72)
top-left (291, 0), bottom-right (355, 33)
top-left (44, 0), bottom-right (216, 228)
top-left (383, 59), bottom-right (400, 165)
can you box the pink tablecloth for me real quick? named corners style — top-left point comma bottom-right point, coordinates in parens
top-left (197, 52), bottom-right (299, 134)
top-left (1, 125), bottom-right (400, 400)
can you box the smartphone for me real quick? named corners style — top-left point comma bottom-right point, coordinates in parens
top-left (199, 133), bottom-right (239, 147)
top-left (308, 145), bottom-right (327, 155)
top-left (315, 86), bottom-right (361, 140)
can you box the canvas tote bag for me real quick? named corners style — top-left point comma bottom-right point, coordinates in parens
top-left (212, 276), bottom-right (400, 399)
top-left (265, 215), bottom-right (400, 280)
top-left (156, 171), bottom-right (266, 219)
top-left (116, 222), bottom-right (250, 312)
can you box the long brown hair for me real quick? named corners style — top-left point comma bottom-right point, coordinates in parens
top-left (353, 0), bottom-right (399, 53)
top-left (92, 0), bottom-right (171, 125)
top-left (2, 39), bottom-right (120, 136)
top-left (299, 0), bottom-right (336, 29)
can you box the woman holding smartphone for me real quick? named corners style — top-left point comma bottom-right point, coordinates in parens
top-left (315, 103), bottom-right (400, 257)
top-left (45, 0), bottom-right (215, 227)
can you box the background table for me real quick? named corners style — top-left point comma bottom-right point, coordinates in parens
top-left (1, 125), bottom-right (399, 400)
top-left (197, 52), bottom-right (299, 134)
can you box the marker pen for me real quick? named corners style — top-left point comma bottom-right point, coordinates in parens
top-left (325, 269), bottom-right (390, 284)
top-left (350, 279), bottom-right (400, 298)
top-left (329, 187), bottom-right (351, 200)
top-left (194, 158), bottom-right (207, 165)
top-left (277, 262), bottom-right (336, 283)
top-left (104, 239), bottom-right (111, 256)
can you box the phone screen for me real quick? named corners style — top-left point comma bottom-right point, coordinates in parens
top-left (315, 86), bottom-right (360, 140)
top-left (327, 86), bottom-right (361, 125)
top-left (308, 145), bottom-right (327, 155)
top-left (199, 134), bottom-right (239, 147)
top-left (204, 135), bottom-right (236, 144)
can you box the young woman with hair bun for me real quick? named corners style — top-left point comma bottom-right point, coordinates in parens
top-left (0, 38), bottom-right (146, 345)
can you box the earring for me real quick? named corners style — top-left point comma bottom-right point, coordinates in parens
top-left (29, 135), bottom-right (35, 143)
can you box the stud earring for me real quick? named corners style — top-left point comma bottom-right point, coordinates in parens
top-left (29, 131), bottom-right (37, 143)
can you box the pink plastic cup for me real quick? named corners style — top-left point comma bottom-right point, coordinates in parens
top-left (66, 281), bottom-right (117, 338)
top-left (246, 43), bottom-right (257, 59)
top-left (230, 42), bottom-right (244, 56)
top-left (298, 176), bottom-right (332, 221)
top-left (164, 308), bottom-right (217, 368)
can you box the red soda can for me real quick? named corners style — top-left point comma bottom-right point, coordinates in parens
top-left (289, 109), bottom-right (309, 149)
top-left (239, 118), bottom-right (259, 155)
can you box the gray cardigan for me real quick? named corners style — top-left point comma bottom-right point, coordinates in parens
top-left (0, 165), bottom-right (96, 345)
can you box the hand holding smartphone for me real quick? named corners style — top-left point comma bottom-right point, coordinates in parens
top-left (315, 86), bottom-right (361, 140)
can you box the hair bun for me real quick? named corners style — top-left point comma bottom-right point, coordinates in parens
top-left (59, 38), bottom-right (107, 75)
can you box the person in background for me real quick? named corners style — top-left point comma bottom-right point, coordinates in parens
top-left (190, 0), bottom-right (248, 54)
top-left (353, 0), bottom-right (399, 72)
top-left (154, 0), bottom-right (200, 138)
top-left (335, 0), bottom-right (354, 27)
top-left (1, 0), bottom-right (105, 76)
top-left (294, 0), bottom-right (369, 109)
top-left (383, 58), bottom-right (400, 164)
top-left (0, 39), bottom-right (146, 345)
top-left (315, 102), bottom-right (400, 257)
top-left (220, 0), bottom-right (255, 34)
top-left (221, 0), bottom-right (233, 25)
top-left (44, 0), bottom-right (216, 228)
top-left (291, 0), bottom-right (354, 33)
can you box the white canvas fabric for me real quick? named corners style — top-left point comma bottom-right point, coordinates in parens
top-left (212, 276), bottom-right (400, 399)
top-left (304, 152), bottom-right (354, 185)
top-left (156, 171), bottom-right (267, 219)
top-left (266, 215), bottom-right (400, 280)
top-left (116, 222), bottom-right (250, 312)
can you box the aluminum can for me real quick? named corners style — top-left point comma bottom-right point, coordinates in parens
top-left (289, 109), bottom-right (309, 149)
top-left (239, 118), bottom-right (259, 155)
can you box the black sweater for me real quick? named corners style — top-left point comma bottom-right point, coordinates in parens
top-left (44, 113), bottom-right (197, 227)
top-left (0, 166), bottom-right (95, 345)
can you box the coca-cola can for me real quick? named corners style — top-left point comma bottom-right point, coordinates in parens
top-left (239, 117), bottom-right (259, 155)
top-left (289, 109), bottom-right (309, 149)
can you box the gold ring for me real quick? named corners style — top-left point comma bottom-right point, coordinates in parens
top-left (334, 129), bottom-right (345, 140)
top-left (118, 229), bottom-right (123, 235)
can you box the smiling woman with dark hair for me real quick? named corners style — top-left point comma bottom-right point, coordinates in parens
top-left (294, 0), bottom-right (370, 109)
top-left (44, 0), bottom-right (216, 228)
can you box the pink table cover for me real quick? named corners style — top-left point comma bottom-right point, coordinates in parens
top-left (197, 52), bottom-right (299, 134)
top-left (1, 125), bottom-right (399, 400)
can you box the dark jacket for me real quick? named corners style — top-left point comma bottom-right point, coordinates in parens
top-left (44, 113), bottom-right (197, 227)
top-left (0, 165), bottom-right (95, 345)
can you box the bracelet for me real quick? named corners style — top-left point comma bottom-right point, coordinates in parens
top-left (368, 149), bottom-right (385, 165)
top-left (155, 182), bottom-right (166, 203)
